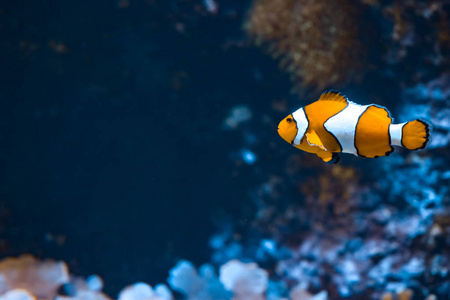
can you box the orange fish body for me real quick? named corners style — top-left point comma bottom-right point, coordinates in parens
top-left (278, 90), bottom-right (431, 163)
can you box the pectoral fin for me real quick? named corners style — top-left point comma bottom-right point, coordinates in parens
top-left (306, 130), bottom-right (326, 150)
top-left (316, 152), bottom-right (340, 164)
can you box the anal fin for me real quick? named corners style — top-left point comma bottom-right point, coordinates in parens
top-left (327, 153), bottom-right (340, 164)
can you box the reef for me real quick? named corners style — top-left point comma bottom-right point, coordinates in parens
top-left (0, 255), bottom-right (171, 300)
top-left (244, 0), bottom-right (450, 91)
top-left (244, 0), bottom-right (364, 91)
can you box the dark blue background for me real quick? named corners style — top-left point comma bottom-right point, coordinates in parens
top-left (0, 0), bottom-right (276, 293)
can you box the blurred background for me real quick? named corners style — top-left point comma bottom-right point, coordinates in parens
top-left (0, 0), bottom-right (449, 299)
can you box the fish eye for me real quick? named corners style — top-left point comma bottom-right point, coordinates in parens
top-left (286, 117), bottom-right (292, 123)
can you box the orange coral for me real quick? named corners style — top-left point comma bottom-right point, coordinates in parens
top-left (0, 255), bottom-right (69, 299)
top-left (244, 0), bottom-right (364, 91)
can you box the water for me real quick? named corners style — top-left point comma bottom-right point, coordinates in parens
top-left (1, 0), bottom-right (449, 299)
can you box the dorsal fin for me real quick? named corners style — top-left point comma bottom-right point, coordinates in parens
top-left (318, 90), bottom-right (348, 103)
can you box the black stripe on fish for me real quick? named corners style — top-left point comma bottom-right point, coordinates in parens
top-left (414, 119), bottom-right (431, 150)
top-left (372, 104), bottom-right (394, 156)
top-left (354, 106), bottom-right (370, 158)
top-left (323, 100), bottom-right (349, 153)
top-left (302, 111), bottom-right (310, 145)
top-left (290, 114), bottom-right (298, 146)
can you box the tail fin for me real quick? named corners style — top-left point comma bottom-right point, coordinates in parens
top-left (402, 119), bottom-right (431, 150)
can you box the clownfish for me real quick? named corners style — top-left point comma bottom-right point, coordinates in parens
top-left (278, 90), bottom-right (431, 164)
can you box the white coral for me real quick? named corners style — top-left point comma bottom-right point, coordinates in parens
top-left (118, 282), bottom-right (172, 300)
top-left (219, 260), bottom-right (268, 299)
